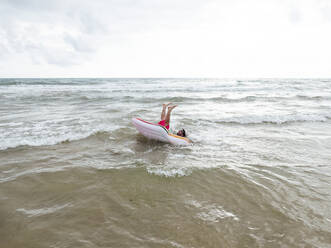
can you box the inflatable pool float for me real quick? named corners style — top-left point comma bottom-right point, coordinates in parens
top-left (132, 118), bottom-right (191, 145)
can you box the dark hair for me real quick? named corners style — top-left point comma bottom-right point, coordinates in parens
top-left (182, 129), bottom-right (186, 137)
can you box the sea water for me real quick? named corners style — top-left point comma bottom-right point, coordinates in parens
top-left (1, 78), bottom-right (331, 247)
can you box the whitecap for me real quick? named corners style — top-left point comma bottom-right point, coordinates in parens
top-left (0, 121), bottom-right (120, 151)
top-left (146, 167), bottom-right (190, 177)
top-left (216, 113), bottom-right (331, 124)
top-left (185, 199), bottom-right (239, 222)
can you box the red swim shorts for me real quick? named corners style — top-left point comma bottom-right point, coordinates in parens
top-left (158, 120), bottom-right (169, 130)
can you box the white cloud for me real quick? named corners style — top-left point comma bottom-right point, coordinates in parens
top-left (0, 0), bottom-right (330, 77)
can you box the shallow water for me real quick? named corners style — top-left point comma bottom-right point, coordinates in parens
top-left (1, 78), bottom-right (331, 247)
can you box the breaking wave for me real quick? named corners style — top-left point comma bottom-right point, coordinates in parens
top-left (0, 123), bottom-right (120, 151)
top-left (216, 113), bottom-right (331, 124)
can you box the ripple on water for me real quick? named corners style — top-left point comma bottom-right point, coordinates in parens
top-left (16, 203), bottom-right (72, 217)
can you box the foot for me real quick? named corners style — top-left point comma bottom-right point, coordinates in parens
top-left (168, 105), bottom-right (177, 111)
top-left (162, 103), bottom-right (172, 109)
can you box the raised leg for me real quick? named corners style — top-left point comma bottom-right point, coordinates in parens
top-left (160, 103), bottom-right (172, 120)
top-left (160, 104), bottom-right (167, 120)
top-left (165, 105), bottom-right (177, 126)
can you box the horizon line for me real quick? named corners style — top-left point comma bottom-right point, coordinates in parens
top-left (1, 77), bottom-right (331, 80)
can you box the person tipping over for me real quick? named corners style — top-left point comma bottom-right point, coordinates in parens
top-left (158, 103), bottom-right (186, 137)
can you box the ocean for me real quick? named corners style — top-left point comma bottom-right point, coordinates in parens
top-left (1, 78), bottom-right (331, 247)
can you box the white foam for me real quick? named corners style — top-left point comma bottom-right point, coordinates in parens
top-left (16, 203), bottom-right (72, 217)
top-left (146, 167), bottom-right (191, 177)
top-left (196, 206), bottom-right (239, 222)
top-left (0, 120), bottom-right (119, 150)
top-left (185, 199), bottom-right (239, 222)
top-left (217, 113), bottom-right (331, 124)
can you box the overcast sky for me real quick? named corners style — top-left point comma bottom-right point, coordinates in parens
top-left (0, 0), bottom-right (331, 78)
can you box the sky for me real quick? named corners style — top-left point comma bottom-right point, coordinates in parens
top-left (0, 0), bottom-right (331, 78)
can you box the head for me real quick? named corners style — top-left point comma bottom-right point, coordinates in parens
top-left (177, 128), bottom-right (186, 137)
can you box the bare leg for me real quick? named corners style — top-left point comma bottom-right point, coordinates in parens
top-left (160, 103), bottom-right (172, 120)
top-left (165, 105), bottom-right (177, 126)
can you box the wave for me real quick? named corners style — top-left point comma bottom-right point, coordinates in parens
top-left (1, 131), bottom-right (97, 151)
top-left (216, 113), bottom-right (331, 124)
top-left (0, 78), bottom-right (107, 86)
top-left (1, 94), bottom-right (261, 103)
top-left (4, 93), bottom-right (329, 105)
top-left (0, 125), bottom-right (120, 151)
top-left (126, 95), bottom-right (331, 104)
top-left (134, 96), bottom-right (258, 103)
top-left (296, 95), bottom-right (325, 101)
top-left (2, 112), bottom-right (330, 150)
top-left (147, 167), bottom-right (191, 177)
